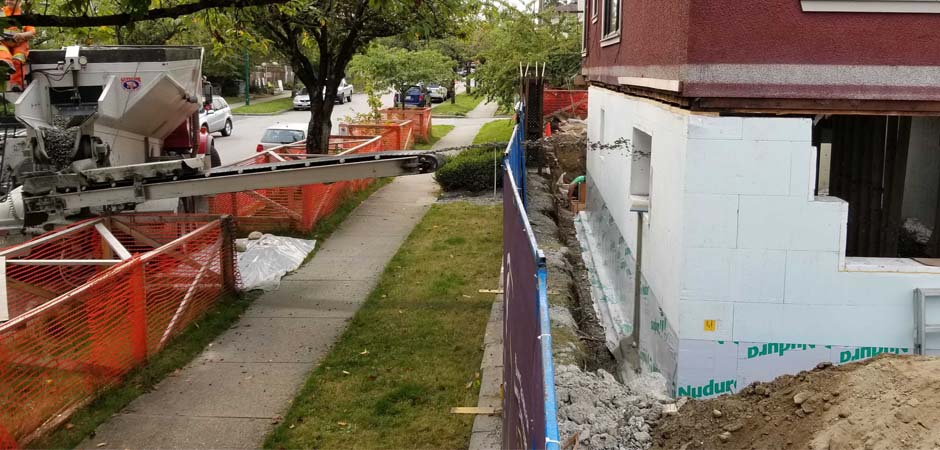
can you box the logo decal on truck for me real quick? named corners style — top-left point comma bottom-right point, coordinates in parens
top-left (121, 77), bottom-right (142, 91)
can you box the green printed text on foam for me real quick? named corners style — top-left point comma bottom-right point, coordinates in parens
top-left (747, 342), bottom-right (816, 359)
top-left (839, 346), bottom-right (909, 363)
top-left (677, 378), bottom-right (737, 398)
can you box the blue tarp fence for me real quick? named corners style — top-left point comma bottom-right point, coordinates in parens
top-left (501, 109), bottom-right (560, 450)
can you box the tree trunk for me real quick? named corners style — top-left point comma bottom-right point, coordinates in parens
top-left (450, 78), bottom-right (456, 104)
top-left (307, 90), bottom-right (336, 154)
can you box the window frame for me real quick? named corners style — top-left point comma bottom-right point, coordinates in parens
top-left (600, 0), bottom-right (621, 46)
top-left (801, 0), bottom-right (940, 12)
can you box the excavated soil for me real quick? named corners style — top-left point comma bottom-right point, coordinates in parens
top-left (654, 354), bottom-right (940, 450)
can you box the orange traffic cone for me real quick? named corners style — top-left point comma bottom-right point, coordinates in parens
top-left (544, 122), bottom-right (551, 137)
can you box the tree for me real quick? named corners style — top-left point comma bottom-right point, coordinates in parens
top-left (348, 44), bottom-right (454, 110)
top-left (5, 0), bottom-right (288, 28)
top-left (239, 0), bottom-right (468, 154)
top-left (473, 5), bottom-right (581, 110)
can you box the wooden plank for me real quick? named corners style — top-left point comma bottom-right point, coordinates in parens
top-left (858, 117), bottom-right (874, 255)
top-left (8, 278), bottom-right (59, 300)
top-left (869, 117), bottom-right (887, 256)
top-left (881, 116), bottom-right (900, 255)
top-left (847, 117), bottom-right (862, 255)
top-left (884, 117), bottom-right (911, 256)
top-left (450, 406), bottom-right (501, 415)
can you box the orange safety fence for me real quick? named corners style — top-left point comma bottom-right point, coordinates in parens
top-left (543, 89), bottom-right (588, 119)
top-left (380, 107), bottom-right (431, 144)
top-left (207, 135), bottom-right (385, 234)
top-left (0, 214), bottom-right (237, 448)
top-left (339, 120), bottom-right (415, 151)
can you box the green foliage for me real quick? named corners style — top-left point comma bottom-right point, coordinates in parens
top-left (413, 124), bottom-right (455, 150)
top-left (474, 6), bottom-right (582, 110)
top-left (349, 44), bottom-right (455, 106)
top-left (434, 146), bottom-right (503, 192)
top-left (231, 97), bottom-right (293, 114)
top-left (264, 202), bottom-right (502, 449)
top-left (431, 93), bottom-right (482, 117)
top-left (472, 119), bottom-right (514, 144)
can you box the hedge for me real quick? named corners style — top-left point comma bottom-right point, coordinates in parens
top-left (434, 147), bottom-right (504, 192)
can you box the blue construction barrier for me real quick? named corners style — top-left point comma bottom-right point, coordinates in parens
top-left (502, 117), bottom-right (560, 450)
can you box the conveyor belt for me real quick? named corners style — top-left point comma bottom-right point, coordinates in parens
top-left (21, 151), bottom-right (442, 224)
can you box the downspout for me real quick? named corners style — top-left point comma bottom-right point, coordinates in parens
top-left (633, 211), bottom-right (643, 350)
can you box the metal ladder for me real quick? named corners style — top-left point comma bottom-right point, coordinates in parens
top-left (913, 288), bottom-right (940, 355)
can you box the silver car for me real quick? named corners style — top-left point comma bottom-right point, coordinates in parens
top-left (257, 122), bottom-right (308, 152)
top-left (199, 97), bottom-right (234, 137)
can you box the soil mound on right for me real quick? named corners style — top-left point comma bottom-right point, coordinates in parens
top-left (654, 354), bottom-right (940, 450)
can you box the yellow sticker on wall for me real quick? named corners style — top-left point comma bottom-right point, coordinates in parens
top-left (703, 320), bottom-right (716, 332)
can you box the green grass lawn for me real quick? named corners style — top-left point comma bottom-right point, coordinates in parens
top-left (431, 94), bottom-right (483, 116)
top-left (473, 119), bottom-right (515, 144)
top-left (265, 202), bottom-right (503, 450)
top-left (413, 124), bottom-right (456, 151)
top-left (28, 180), bottom-right (391, 450)
top-left (231, 97), bottom-right (294, 114)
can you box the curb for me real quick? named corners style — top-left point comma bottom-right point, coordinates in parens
top-left (468, 277), bottom-right (504, 450)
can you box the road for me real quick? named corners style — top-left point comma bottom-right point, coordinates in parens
top-left (213, 91), bottom-right (394, 166)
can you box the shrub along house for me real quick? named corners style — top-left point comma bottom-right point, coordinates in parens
top-left (578, 0), bottom-right (940, 398)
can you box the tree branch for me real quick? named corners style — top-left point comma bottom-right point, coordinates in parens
top-left (11, 0), bottom-right (287, 27)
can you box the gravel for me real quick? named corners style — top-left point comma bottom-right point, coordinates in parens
top-left (555, 365), bottom-right (669, 450)
top-left (42, 125), bottom-right (79, 169)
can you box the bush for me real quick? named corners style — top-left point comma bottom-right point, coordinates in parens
top-left (434, 147), bottom-right (504, 192)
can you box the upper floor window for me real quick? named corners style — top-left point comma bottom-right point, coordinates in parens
top-left (602, 0), bottom-right (620, 43)
top-left (801, 0), bottom-right (940, 13)
top-left (591, 0), bottom-right (598, 21)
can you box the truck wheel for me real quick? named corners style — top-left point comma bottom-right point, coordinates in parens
top-left (346, 94), bottom-right (352, 103)
top-left (221, 119), bottom-right (233, 137)
top-left (338, 94), bottom-right (346, 104)
top-left (210, 145), bottom-right (221, 168)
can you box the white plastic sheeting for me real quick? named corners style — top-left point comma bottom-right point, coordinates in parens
top-left (236, 234), bottom-right (316, 291)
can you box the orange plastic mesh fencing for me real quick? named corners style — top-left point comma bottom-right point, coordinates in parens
top-left (380, 108), bottom-right (431, 144)
top-left (339, 120), bottom-right (415, 151)
top-left (0, 215), bottom-right (237, 449)
top-left (543, 89), bottom-right (588, 119)
top-left (207, 135), bottom-right (384, 235)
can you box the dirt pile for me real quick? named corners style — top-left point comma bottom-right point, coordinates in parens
top-left (654, 354), bottom-right (940, 450)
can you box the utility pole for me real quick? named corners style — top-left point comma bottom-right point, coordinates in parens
top-left (244, 48), bottom-right (251, 106)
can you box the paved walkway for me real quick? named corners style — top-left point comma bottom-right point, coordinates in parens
top-left (77, 100), bottom-right (500, 450)
top-left (79, 176), bottom-right (438, 449)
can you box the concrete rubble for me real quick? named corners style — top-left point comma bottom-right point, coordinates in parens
top-left (555, 365), bottom-right (670, 450)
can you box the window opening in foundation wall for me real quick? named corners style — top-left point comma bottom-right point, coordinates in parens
top-left (812, 115), bottom-right (940, 259)
top-left (629, 128), bottom-right (651, 213)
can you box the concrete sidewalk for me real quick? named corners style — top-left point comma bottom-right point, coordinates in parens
top-left (79, 175), bottom-right (438, 450)
top-left (76, 101), bottom-right (500, 449)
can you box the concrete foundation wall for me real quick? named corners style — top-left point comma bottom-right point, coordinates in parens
top-left (583, 87), bottom-right (940, 398)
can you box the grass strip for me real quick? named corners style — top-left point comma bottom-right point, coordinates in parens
top-left (473, 119), bottom-right (515, 144)
top-left (29, 179), bottom-right (392, 450)
top-left (413, 124), bottom-right (456, 151)
top-left (432, 94), bottom-right (484, 117)
top-left (265, 202), bottom-right (503, 450)
top-left (231, 97), bottom-right (294, 114)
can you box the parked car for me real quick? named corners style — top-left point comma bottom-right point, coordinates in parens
top-left (199, 97), bottom-right (233, 137)
top-left (293, 79), bottom-right (354, 110)
top-left (395, 85), bottom-right (430, 107)
top-left (427, 83), bottom-right (449, 103)
top-left (257, 122), bottom-right (307, 152)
